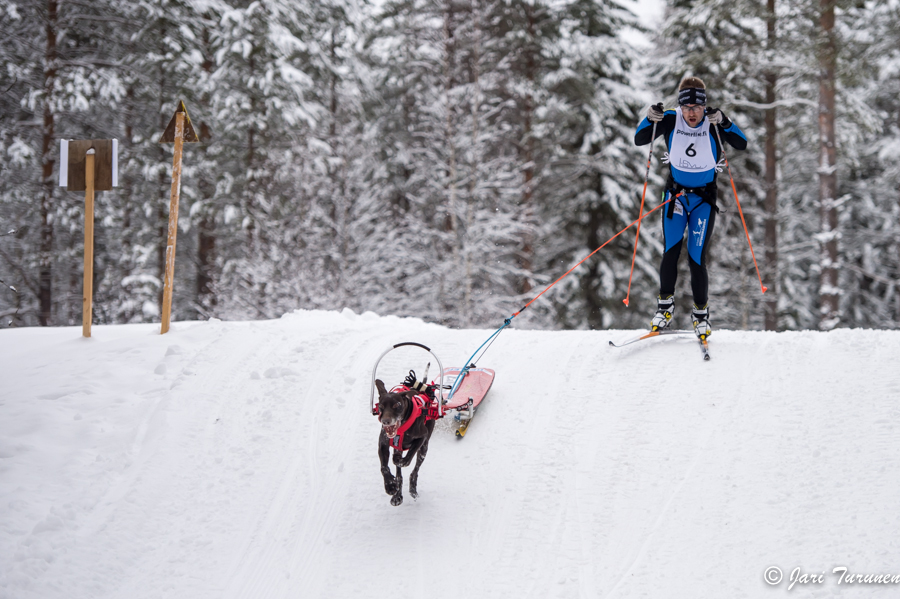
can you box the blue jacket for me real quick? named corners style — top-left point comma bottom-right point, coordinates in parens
top-left (635, 109), bottom-right (747, 188)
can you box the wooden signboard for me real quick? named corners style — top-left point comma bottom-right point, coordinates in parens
top-left (158, 100), bottom-right (200, 335)
top-left (59, 138), bottom-right (119, 337)
top-left (62, 139), bottom-right (117, 192)
top-left (158, 100), bottom-right (199, 143)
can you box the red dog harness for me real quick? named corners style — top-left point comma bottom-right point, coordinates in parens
top-left (386, 385), bottom-right (441, 450)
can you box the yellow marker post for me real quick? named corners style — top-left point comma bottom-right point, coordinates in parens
top-left (83, 149), bottom-right (96, 337)
top-left (158, 101), bottom-right (200, 335)
top-left (160, 112), bottom-right (184, 335)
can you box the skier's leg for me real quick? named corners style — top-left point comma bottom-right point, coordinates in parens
top-left (659, 194), bottom-right (688, 297)
top-left (686, 202), bottom-right (715, 306)
top-left (652, 193), bottom-right (688, 330)
top-left (686, 202), bottom-right (716, 337)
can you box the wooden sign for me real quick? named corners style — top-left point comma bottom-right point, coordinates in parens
top-left (60, 139), bottom-right (118, 191)
top-left (58, 139), bottom-right (119, 337)
top-left (158, 100), bottom-right (199, 144)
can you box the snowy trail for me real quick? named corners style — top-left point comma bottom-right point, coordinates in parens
top-left (1, 312), bottom-right (899, 598)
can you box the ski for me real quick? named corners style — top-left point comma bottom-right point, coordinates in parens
top-left (608, 329), bottom-right (695, 348)
top-left (611, 329), bottom-right (710, 361)
top-left (699, 337), bottom-right (710, 361)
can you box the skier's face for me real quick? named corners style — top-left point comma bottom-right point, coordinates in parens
top-left (681, 104), bottom-right (704, 127)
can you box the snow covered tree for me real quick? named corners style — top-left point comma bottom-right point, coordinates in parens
top-left (529, 0), bottom-right (649, 330)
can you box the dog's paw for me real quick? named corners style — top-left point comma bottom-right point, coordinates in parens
top-left (390, 494), bottom-right (403, 506)
top-left (399, 456), bottom-right (414, 468)
top-left (383, 476), bottom-right (398, 495)
top-left (409, 487), bottom-right (418, 500)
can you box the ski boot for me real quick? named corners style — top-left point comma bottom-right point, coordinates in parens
top-left (692, 303), bottom-right (712, 340)
top-left (650, 294), bottom-right (675, 332)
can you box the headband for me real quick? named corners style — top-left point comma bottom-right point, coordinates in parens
top-left (678, 87), bottom-right (707, 106)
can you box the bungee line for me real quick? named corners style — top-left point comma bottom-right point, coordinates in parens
top-left (447, 197), bottom-right (674, 398)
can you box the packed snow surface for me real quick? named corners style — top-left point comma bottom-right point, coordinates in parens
top-left (1, 310), bottom-right (899, 598)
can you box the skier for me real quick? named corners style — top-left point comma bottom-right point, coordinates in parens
top-left (634, 76), bottom-right (747, 339)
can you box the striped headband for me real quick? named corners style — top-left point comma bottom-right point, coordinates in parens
top-left (678, 87), bottom-right (707, 106)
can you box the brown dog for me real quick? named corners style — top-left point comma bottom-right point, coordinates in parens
top-left (376, 379), bottom-right (435, 506)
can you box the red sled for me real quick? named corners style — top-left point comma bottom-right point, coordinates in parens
top-left (441, 367), bottom-right (495, 437)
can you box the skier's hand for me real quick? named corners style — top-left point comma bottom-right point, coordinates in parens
top-left (706, 107), bottom-right (731, 128)
top-left (647, 103), bottom-right (664, 123)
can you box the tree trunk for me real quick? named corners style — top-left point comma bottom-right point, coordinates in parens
top-left (123, 85), bottom-right (135, 291)
top-left (764, 0), bottom-right (779, 330)
top-left (464, 0), bottom-right (482, 327)
top-left (246, 53), bottom-right (257, 251)
top-left (39, 0), bottom-right (59, 326)
top-left (585, 202), bottom-right (603, 330)
top-left (518, 5), bottom-right (537, 295)
top-left (157, 29), bottom-right (168, 313)
top-left (196, 21), bottom-right (216, 314)
top-left (817, 0), bottom-right (839, 329)
top-left (444, 1), bottom-right (460, 323)
top-left (329, 24), bottom-right (348, 307)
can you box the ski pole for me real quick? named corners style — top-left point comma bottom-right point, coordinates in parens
top-left (623, 112), bottom-right (659, 307)
top-left (712, 123), bottom-right (767, 294)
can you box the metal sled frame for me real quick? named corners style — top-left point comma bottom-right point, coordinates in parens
top-left (369, 342), bottom-right (446, 417)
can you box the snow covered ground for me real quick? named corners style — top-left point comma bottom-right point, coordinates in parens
top-left (1, 310), bottom-right (899, 598)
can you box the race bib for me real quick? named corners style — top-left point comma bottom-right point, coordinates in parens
top-left (669, 111), bottom-right (716, 172)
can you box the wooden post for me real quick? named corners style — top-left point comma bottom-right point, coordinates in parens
top-left (83, 149), bottom-right (96, 337)
top-left (160, 111), bottom-right (185, 334)
top-left (59, 138), bottom-right (117, 338)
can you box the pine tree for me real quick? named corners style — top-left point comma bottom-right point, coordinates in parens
top-left (210, 0), bottom-right (331, 319)
top-left (835, 0), bottom-right (899, 328)
top-left (531, 0), bottom-right (649, 329)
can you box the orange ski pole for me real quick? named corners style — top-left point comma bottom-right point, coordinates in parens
top-left (713, 124), bottom-right (767, 294)
top-left (623, 118), bottom-right (658, 307)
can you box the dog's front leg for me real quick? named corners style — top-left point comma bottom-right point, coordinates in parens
top-left (391, 462), bottom-right (404, 506)
top-left (409, 422), bottom-right (434, 500)
top-left (379, 435), bottom-right (398, 495)
top-left (408, 440), bottom-right (429, 500)
top-left (399, 437), bottom-right (426, 468)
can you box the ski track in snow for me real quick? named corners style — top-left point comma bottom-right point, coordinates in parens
top-left (1, 314), bottom-right (899, 599)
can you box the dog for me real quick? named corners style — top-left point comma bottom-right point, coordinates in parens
top-left (375, 378), bottom-right (435, 506)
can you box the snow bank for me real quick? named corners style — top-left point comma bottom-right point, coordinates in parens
top-left (1, 313), bottom-right (898, 598)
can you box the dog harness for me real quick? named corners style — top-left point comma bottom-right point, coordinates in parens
top-left (386, 385), bottom-right (440, 451)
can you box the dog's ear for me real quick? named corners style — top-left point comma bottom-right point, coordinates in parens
top-left (375, 379), bottom-right (388, 398)
top-left (403, 389), bottom-right (417, 399)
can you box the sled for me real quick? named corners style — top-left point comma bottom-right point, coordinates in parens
top-left (441, 366), bottom-right (495, 437)
top-left (369, 342), bottom-right (495, 437)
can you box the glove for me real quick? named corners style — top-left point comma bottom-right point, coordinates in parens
top-left (647, 103), bottom-right (664, 123)
top-left (706, 107), bottom-right (731, 128)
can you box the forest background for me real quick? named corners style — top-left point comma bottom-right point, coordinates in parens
top-left (1, 0), bottom-right (898, 332)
